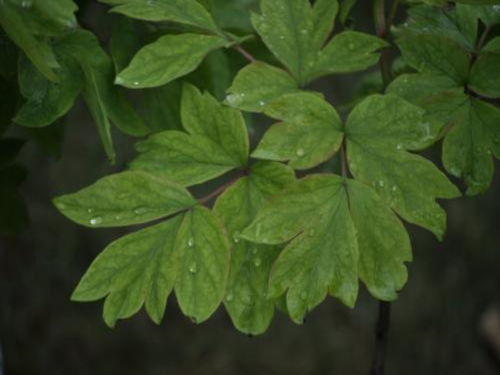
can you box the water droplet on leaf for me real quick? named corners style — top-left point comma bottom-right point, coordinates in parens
top-left (254, 258), bottom-right (262, 267)
top-left (90, 217), bottom-right (103, 226)
top-left (296, 148), bottom-right (305, 157)
top-left (187, 238), bottom-right (194, 247)
top-left (189, 262), bottom-right (197, 273)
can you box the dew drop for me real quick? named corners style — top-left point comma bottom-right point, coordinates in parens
top-left (254, 258), bottom-right (262, 267)
top-left (258, 100), bottom-right (266, 107)
top-left (378, 180), bottom-right (385, 188)
top-left (226, 293), bottom-right (234, 302)
top-left (391, 185), bottom-right (397, 192)
top-left (279, 35), bottom-right (285, 40)
top-left (225, 93), bottom-right (243, 106)
top-left (87, 208), bottom-right (95, 214)
top-left (134, 207), bottom-right (148, 215)
top-left (114, 76), bottom-right (124, 85)
top-left (132, 81), bottom-right (140, 86)
top-left (21, 0), bottom-right (31, 8)
top-left (300, 29), bottom-right (308, 35)
top-left (396, 144), bottom-right (403, 150)
top-left (494, 4), bottom-right (500, 11)
top-left (115, 215), bottom-right (122, 220)
top-left (189, 262), bottom-right (197, 273)
top-left (90, 216), bottom-right (103, 226)
top-left (187, 238), bottom-right (194, 248)
top-left (232, 231), bottom-right (241, 243)
top-left (296, 148), bottom-right (305, 157)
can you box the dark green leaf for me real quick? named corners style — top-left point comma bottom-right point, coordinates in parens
top-left (116, 33), bottom-right (228, 89)
top-left (15, 53), bottom-right (83, 127)
top-left (345, 94), bottom-right (460, 238)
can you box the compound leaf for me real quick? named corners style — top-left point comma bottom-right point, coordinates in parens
top-left (242, 174), bottom-right (411, 321)
top-left (469, 38), bottom-right (500, 98)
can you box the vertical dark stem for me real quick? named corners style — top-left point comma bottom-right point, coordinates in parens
top-left (369, 2), bottom-right (399, 374)
top-left (370, 302), bottom-right (392, 375)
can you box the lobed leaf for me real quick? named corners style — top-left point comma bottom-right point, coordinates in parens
top-left (242, 174), bottom-right (411, 322)
top-left (214, 161), bottom-right (295, 334)
top-left (345, 95), bottom-right (460, 239)
top-left (252, 92), bottom-right (343, 170)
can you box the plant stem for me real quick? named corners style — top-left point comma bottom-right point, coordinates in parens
top-left (370, 302), bottom-right (392, 375)
top-left (233, 44), bottom-right (257, 63)
top-left (198, 172), bottom-right (244, 205)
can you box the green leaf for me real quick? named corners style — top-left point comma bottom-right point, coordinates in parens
top-left (53, 170), bottom-right (196, 228)
top-left (72, 216), bottom-right (183, 327)
top-left (396, 33), bottom-right (469, 84)
top-left (174, 205), bottom-right (230, 323)
top-left (56, 30), bottom-right (149, 158)
top-left (0, 2), bottom-right (59, 81)
top-left (387, 73), bottom-right (500, 195)
top-left (339, 0), bottom-right (358, 25)
top-left (181, 83), bottom-right (249, 165)
top-left (252, 92), bottom-right (343, 170)
top-left (469, 39), bottom-right (500, 98)
top-left (251, 0), bottom-right (339, 85)
top-left (209, 0), bottom-right (256, 33)
top-left (346, 179), bottom-right (412, 301)
top-left (131, 84), bottom-right (249, 186)
top-left (241, 174), bottom-right (412, 321)
top-left (100, 0), bottom-right (220, 33)
top-left (442, 99), bottom-right (500, 195)
top-left (309, 31), bottom-right (388, 80)
top-left (131, 130), bottom-right (242, 186)
top-left (214, 161), bottom-right (295, 334)
top-left (225, 62), bottom-right (299, 113)
top-left (15, 53), bottom-right (83, 127)
top-left (398, 5), bottom-right (476, 50)
top-left (116, 33), bottom-right (228, 89)
top-left (345, 95), bottom-right (460, 238)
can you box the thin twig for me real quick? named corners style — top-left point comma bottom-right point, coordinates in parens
top-left (370, 302), bottom-right (392, 375)
top-left (198, 172), bottom-right (245, 205)
top-left (233, 44), bottom-right (257, 63)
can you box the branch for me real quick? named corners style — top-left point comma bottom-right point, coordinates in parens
top-left (233, 44), bottom-right (257, 63)
top-left (197, 172), bottom-right (245, 205)
top-left (370, 302), bottom-right (392, 375)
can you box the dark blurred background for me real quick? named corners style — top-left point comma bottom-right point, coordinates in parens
top-left (1, 1), bottom-right (500, 374)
